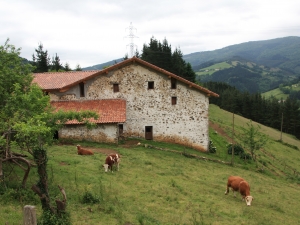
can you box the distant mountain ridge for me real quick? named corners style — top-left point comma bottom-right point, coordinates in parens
top-left (84, 36), bottom-right (300, 74)
top-left (183, 36), bottom-right (300, 74)
top-left (82, 36), bottom-right (300, 94)
top-left (82, 58), bottom-right (123, 71)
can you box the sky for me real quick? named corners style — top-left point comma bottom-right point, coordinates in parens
top-left (1, 0), bottom-right (300, 69)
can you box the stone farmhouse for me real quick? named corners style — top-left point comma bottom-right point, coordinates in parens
top-left (33, 57), bottom-right (219, 152)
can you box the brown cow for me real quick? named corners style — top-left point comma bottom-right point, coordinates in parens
top-left (76, 145), bottom-right (94, 155)
top-left (103, 154), bottom-right (120, 172)
top-left (225, 175), bottom-right (253, 206)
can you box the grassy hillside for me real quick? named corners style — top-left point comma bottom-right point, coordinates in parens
top-left (196, 60), bottom-right (297, 93)
top-left (1, 105), bottom-right (300, 224)
top-left (262, 81), bottom-right (300, 100)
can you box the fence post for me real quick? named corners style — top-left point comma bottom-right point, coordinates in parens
top-left (23, 205), bottom-right (37, 225)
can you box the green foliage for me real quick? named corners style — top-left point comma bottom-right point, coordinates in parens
top-left (81, 191), bottom-right (100, 204)
top-left (204, 82), bottom-right (300, 139)
top-left (141, 36), bottom-right (196, 82)
top-left (32, 43), bottom-right (50, 73)
top-left (64, 62), bottom-right (71, 71)
top-left (0, 187), bottom-right (39, 204)
top-left (227, 143), bottom-right (244, 155)
top-left (239, 120), bottom-right (268, 160)
top-left (38, 210), bottom-right (71, 225)
top-left (75, 64), bottom-right (82, 71)
top-left (51, 53), bottom-right (62, 72)
top-left (208, 140), bottom-right (217, 153)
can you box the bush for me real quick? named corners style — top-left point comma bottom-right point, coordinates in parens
top-left (208, 140), bottom-right (217, 153)
top-left (38, 210), bottom-right (71, 225)
top-left (227, 144), bottom-right (244, 155)
top-left (81, 191), bottom-right (100, 204)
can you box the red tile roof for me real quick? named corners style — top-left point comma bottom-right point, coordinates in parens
top-left (51, 99), bottom-right (126, 124)
top-left (32, 70), bottom-right (100, 91)
top-left (33, 57), bottom-right (219, 97)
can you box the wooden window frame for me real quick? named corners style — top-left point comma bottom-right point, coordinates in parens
top-left (113, 83), bottom-right (119, 93)
top-left (172, 96), bottom-right (177, 105)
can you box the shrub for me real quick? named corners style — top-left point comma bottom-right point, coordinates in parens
top-left (208, 140), bottom-right (217, 153)
top-left (38, 210), bottom-right (71, 225)
top-left (81, 191), bottom-right (100, 204)
top-left (227, 144), bottom-right (244, 155)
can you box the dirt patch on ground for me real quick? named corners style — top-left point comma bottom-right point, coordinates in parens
top-left (209, 121), bottom-right (233, 143)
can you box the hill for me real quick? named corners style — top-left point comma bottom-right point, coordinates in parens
top-left (1, 104), bottom-right (300, 224)
top-left (262, 79), bottom-right (300, 100)
top-left (82, 58), bottom-right (123, 70)
top-left (183, 36), bottom-right (300, 74)
top-left (195, 59), bottom-right (297, 93)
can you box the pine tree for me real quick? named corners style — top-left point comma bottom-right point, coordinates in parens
top-left (51, 53), bottom-right (62, 71)
top-left (75, 64), bottom-right (82, 71)
top-left (64, 62), bottom-right (71, 71)
top-left (32, 43), bottom-right (50, 72)
top-left (141, 37), bottom-right (196, 82)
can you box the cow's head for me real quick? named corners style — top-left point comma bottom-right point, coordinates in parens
top-left (103, 164), bottom-right (109, 172)
top-left (245, 196), bottom-right (253, 206)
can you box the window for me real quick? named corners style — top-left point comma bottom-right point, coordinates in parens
top-left (113, 83), bottom-right (119, 92)
top-left (172, 96), bottom-right (177, 105)
top-left (79, 82), bottom-right (85, 97)
top-left (148, 81), bottom-right (154, 89)
top-left (171, 78), bottom-right (177, 89)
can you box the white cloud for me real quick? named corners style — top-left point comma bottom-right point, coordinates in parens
top-left (1, 0), bottom-right (300, 68)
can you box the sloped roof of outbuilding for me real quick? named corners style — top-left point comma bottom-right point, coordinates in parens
top-left (33, 57), bottom-right (219, 97)
top-left (51, 99), bottom-right (126, 124)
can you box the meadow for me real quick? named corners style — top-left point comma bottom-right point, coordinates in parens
top-left (1, 105), bottom-right (300, 224)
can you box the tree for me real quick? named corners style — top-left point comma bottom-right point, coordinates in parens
top-left (32, 43), bottom-right (50, 72)
top-left (64, 62), bottom-right (71, 71)
top-left (75, 64), bottom-right (82, 71)
top-left (141, 37), bottom-right (196, 82)
top-left (123, 53), bottom-right (129, 60)
top-left (51, 53), bottom-right (62, 71)
top-left (239, 120), bottom-right (268, 161)
top-left (0, 40), bottom-right (98, 224)
top-left (134, 49), bottom-right (140, 58)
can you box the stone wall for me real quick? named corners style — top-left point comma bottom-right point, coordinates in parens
top-left (59, 124), bottom-right (118, 143)
top-left (50, 63), bottom-right (210, 151)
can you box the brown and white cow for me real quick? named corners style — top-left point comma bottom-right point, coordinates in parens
top-left (103, 154), bottom-right (120, 172)
top-left (77, 145), bottom-right (94, 155)
top-left (225, 175), bottom-right (254, 206)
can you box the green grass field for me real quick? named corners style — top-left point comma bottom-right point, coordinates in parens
top-left (196, 62), bottom-right (232, 76)
top-left (1, 105), bottom-right (300, 224)
top-left (262, 82), bottom-right (300, 100)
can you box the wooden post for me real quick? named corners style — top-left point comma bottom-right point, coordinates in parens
top-left (280, 113), bottom-right (283, 141)
top-left (231, 113), bottom-right (235, 165)
top-left (23, 205), bottom-right (37, 225)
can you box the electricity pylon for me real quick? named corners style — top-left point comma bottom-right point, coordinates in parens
top-left (124, 22), bottom-right (138, 58)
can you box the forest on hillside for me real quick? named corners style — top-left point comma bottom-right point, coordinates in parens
top-left (203, 82), bottom-right (300, 139)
